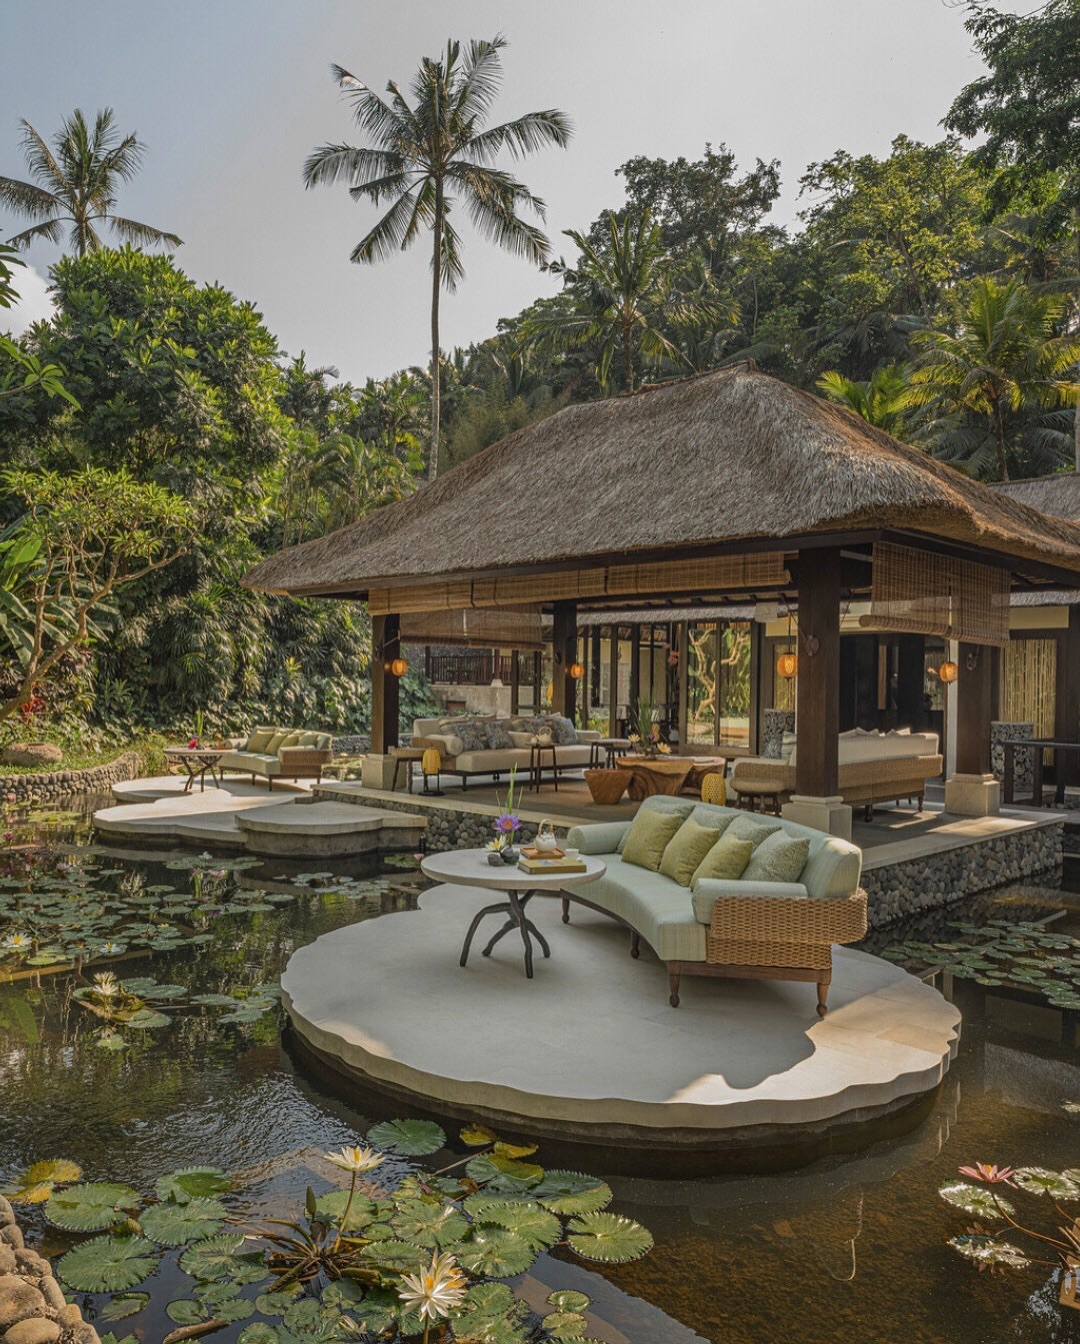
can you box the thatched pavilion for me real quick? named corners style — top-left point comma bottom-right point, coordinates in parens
top-left (245, 363), bottom-right (1080, 836)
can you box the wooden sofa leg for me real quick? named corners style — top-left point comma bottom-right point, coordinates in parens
top-left (668, 968), bottom-right (681, 1008)
top-left (917, 792), bottom-right (924, 812)
top-left (561, 897), bottom-right (571, 924)
top-left (864, 803), bottom-right (873, 822)
top-left (630, 931), bottom-right (640, 959)
top-left (817, 982), bottom-right (829, 1017)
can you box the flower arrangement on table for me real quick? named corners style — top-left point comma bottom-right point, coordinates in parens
top-left (486, 766), bottom-right (521, 864)
top-left (628, 696), bottom-right (672, 758)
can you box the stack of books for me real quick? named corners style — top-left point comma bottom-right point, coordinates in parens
top-left (517, 854), bottom-right (588, 875)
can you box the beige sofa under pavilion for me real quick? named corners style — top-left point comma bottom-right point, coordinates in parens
top-left (562, 795), bottom-right (867, 1015)
top-left (729, 730), bottom-right (943, 818)
top-left (217, 726), bottom-right (334, 789)
top-left (411, 714), bottom-right (602, 787)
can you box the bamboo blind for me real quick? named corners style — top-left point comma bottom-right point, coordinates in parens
top-left (860, 542), bottom-right (1010, 646)
top-left (1003, 637), bottom-right (1057, 741)
top-left (369, 553), bottom-right (788, 616)
top-left (399, 606), bottom-right (544, 651)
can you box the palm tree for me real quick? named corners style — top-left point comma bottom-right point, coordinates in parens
top-left (816, 365), bottom-right (910, 436)
top-left (536, 209), bottom-right (720, 393)
top-left (904, 277), bottom-right (1080, 480)
top-left (303, 36), bottom-right (572, 480)
top-left (0, 108), bottom-right (182, 257)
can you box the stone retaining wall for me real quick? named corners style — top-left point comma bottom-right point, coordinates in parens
top-left (863, 820), bottom-right (1063, 927)
top-left (0, 1195), bottom-right (100, 1343)
top-left (0, 751), bottom-right (144, 807)
top-left (313, 787), bottom-right (563, 853)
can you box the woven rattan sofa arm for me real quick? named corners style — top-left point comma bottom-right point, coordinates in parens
top-left (707, 888), bottom-right (867, 949)
top-left (729, 759), bottom-right (794, 792)
top-left (278, 747), bottom-right (333, 767)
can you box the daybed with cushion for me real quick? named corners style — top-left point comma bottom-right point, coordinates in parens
top-left (729, 729), bottom-right (942, 818)
top-left (218, 726), bottom-right (334, 789)
top-left (411, 714), bottom-right (602, 787)
top-left (563, 795), bottom-right (866, 1015)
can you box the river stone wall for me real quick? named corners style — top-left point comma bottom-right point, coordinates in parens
top-left (863, 819), bottom-right (1063, 928)
top-left (0, 751), bottom-right (144, 807)
top-left (312, 787), bottom-right (566, 852)
top-left (0, 1195), bottom-right (100, 1344)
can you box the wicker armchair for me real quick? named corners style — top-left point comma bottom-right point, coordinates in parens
top-left (277, 745), bottom-right (333, 784)
top-left (674, 887), bottom-right (869, 1016)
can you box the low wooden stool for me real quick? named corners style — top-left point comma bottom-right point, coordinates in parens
top-left (584, 769), bottom-right (630, 804)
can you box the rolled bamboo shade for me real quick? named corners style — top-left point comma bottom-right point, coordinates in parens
top-left (399, 605), bottom-right (544, 651)
top-left (860, 542), bottom-right (1010, 647)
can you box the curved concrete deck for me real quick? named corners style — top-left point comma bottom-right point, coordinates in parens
top-left (283, 886), bottom-right (961, 1157)
top-left (94, 778), bottom-right (424, 856)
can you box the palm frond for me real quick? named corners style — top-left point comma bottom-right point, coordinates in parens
top-left (106, 215), bottom-right (182, 249)
top-left (331, 65), bottom-right (405, 148)
top-left (464, 110), bottom-right (573, 165)
top-left (349, 186), bottom-right (424, 265)
top-left (17, 119), bottom-right (67, 195)
top-left (0, 175), bottom-right (61, 220)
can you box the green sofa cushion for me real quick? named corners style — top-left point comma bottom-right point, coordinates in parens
top-left (690, 833), bottom-right (754, 886)
top-left (262, 731), bottom-right (287, 754)
top-left (725, 814), bottom-right (782, 850)
top-left (658, 816), bottom-right (726, 887)
top-left (279, 732), bottom-right (303, 750)
top-left (621, 809), bottom-right (686, 872)
top-left (616, 798), bottom-right (693, 852)
top-left (245, 727), bottom-right (276, 752)
top-left (743, 831), bottom-right (811, 884)
top-left (298, 731), bottom-right (321, 747)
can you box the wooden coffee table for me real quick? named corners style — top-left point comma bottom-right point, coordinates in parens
top-left (420, 848), bottom-right (605, 978)
top-left (615, 755), bottom-right (726, 800)
top-left (164, 747), bottom-right (227, 793)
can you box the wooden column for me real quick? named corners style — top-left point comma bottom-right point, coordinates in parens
top-left (676, 621), bottom-right (689, 748)
top-left (955, 643), bottom-right (994, 776)
top-left (793, 549), bottom-right (842, 798)
top-left (510, 649), bottom-right (520, 716)
top-left (607, 625), bottom-right (619, 738)
top-left (1064, 608), bottom-right (1080, 788)
top-left (371, 613), bottom-right (400, 753)
top-left (628, 625), bottom-right (641, 714)
top-left (590, 627), bottom-right (602, 705)
top-left (748, 619), bottom-right (763, 755)
top-left (551, 600), bottom-right (578, 723)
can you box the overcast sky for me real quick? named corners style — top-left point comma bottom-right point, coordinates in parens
top-left (1, 0), bottom-right (1021, 385)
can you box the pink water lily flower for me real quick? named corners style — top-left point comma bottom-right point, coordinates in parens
top-left (959, 1163), bottom-right (1016, 1186)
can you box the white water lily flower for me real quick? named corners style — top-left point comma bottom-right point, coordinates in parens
top-left (2, 933), bottom-right (32, 952)
top-left (93, 972), bottom-right (120, 998)
top-left (398, 1250), bottom-right (467, 1322)
top-left (324, 1144), bottom-right (385, 1176)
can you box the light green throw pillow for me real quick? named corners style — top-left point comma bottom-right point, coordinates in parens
top-left (658, 817), bottom-right (725, 887)
top-left (245, 727), bottom-right (275, 752)
top-left (690, 833), bottom-right (754, 886)
top-left (743, 831), bottom-right (811, 884)
top-left (621, 809), bottom-right (686, 872)
top-left (298, 731), bottom-right (320, 746)
top-left (725, 814), bottom-right (782, 850)
top-left (617, 801), bottom-right (693, 852)
top-left (264, 731), bottom-right (290, 754)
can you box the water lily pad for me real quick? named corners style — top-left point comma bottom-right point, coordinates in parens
top-left (47, 1182), bottom-right (141, 1232)
top-left (465, 1198), bottom-right (561, 1251)
top-left (566, 1212), bottom-right (654, 1264)
top-left (156, 1166), bottom-right (231, 1204)
top-left (938, 1182), bottom-right (1013, 1219)
top-left (141, 1196), bottom-right (228, 1245)
top-left (534, 1170), bottom-right (613, 1216)
top-left (1011, 1166), bottom-right (1080, 1199)
top-left (58, 1235), bottom-right (157, 1292)
top-left (366, 1117), bottom-right (445, 1156)
top-left (2, 1157), bottom-right (82, 1203)
top-left (458, 1227), bottom-right (536, 1277)
top-left (460, 1124), bottom-right (498, 1147)
top-left (166, 1299), bottom-right (206, 1325)
top-left (391, 1199), bottom-right (470, 1248)
top-left (948, 1233), bottom-right (1030, 1269)
top-left (312, 1188), bottom-right (377, 1231)
top-left (179, 1234), bottom-right (248, 1280)
top-left (543, 1311), bottom-right (589, 1339)
top-left (548, 1290), bottom-right (591, 1313)
top-left (124, 1009), bottom-right (170, 1030)
top-left (238, 1327), bottom-right (281, 1344)
top-left (99, 1293), bottom-right (150, 1322)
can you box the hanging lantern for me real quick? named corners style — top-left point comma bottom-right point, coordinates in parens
top-left (390, 657), bottom-right (408, 678)
top-left (776, 651), bottom-right (798, 680)
top-left (568, 661), bottom-right (585, 680)
top-left (938, 660), bottom-right (959, 684)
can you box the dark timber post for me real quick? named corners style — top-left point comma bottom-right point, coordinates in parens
top-left (944, 641), bottom-right (1000, 815)
top-left (551, 600), bottom-right (577, 723)
top-left (676, 621), bottom-right (689, 749)
top-left (371, 613), bottom-right (400, 753)
top-left (628, 625), bottom-right (641, 717)
top-left (782, 548), bottom-right (850, 837)
top-left (510, 649), bottom-right (520, 716)
top-left (608, 625), bottom-right (619, 739)
top-left (1064, 608), bottom-right (1080, 789)
top-left (748, 619), bottom-right (763, 755)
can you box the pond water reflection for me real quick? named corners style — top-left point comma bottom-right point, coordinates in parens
top-left (2, 798), bottom-right (1079, 1343)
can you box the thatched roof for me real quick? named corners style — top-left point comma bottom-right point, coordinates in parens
top-left (245, 365), bottom-right (1080, 597)
top-left (993, 473), bottom-right (1080, 523)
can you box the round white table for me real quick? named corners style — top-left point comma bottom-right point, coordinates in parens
top-left (419, 848), bottom-right (606, 979)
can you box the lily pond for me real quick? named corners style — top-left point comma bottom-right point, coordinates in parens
top-left (2, 797), bottom-right (1080, 1344)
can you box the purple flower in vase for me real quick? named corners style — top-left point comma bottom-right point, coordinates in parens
top-left (494, 813), bottom-right (520, 836)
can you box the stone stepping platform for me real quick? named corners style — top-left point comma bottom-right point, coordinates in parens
top-left (282, 886), bottom-right (961, 1159)
top-left (94, 783), bottom-right (424, 857)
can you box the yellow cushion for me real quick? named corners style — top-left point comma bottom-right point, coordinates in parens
top-left (298, 731), bottom-right (321, 747)
top-left (621, 809), bottom-right (686, 872)
top-left (264, 731), bottom-right (289, 754)
top-left (278, 732), bottom-right (303, 749)
top-left (690, 833), bottom-right (754, 886)
top-left (658, 816), bottom-right (726, 888)
top-left (245, 727), bottom-right (275, 752)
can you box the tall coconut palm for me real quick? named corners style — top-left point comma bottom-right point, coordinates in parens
top-left (904, 277), bottom-right (1080, 480)
top-left (303, 36), bottom-right (572, 480)
top-left (0, 108), bottom-right (182, 257)
top-left (816, 365), bottom-right (910, 436)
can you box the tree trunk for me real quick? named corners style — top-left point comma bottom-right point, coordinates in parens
top-left (623, 315), bottom-right (634, 393)
top-left (428, 183), bottom-right (444, 483)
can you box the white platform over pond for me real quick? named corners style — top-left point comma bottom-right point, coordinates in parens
top-left (282, 884), bottom-right (961, 1161)
top-left (93, 776), bottom-right (425, 857)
